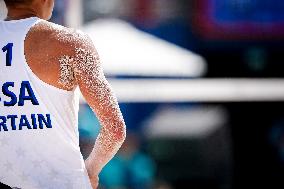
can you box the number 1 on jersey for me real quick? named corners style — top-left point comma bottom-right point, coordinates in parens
top-left (2, 43), bottom-right (13, 66)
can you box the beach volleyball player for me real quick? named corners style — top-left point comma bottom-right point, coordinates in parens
top-left (0, 0), bottom-right (126, 188)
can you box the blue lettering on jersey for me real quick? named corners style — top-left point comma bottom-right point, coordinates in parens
top-left (38, 114), bottom-right (52, 129)
top-left (31, 114), bottom-right (38, 129)
top-left (0, 114), bottom-right (52, 131)
top-left (0, 116), bottom-right (8, 131)
top-left (7, 115), bottom-right (18, 130)
top-left (19, 115), bottom-right (32, 130)
top-left (1, 81), bottom-right (39, 106)
top-left (0, 81), bottom-right (53, 132)
top-left (2, 82), bottom-right (17, 106)
top-left (2, 43), bottom-right (13, 66)
top-left (18, 81), bottom-right (39, 106)
top-left (1, 42), bottom-right (53, 132)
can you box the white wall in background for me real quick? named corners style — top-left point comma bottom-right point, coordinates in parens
top-left (66, 0), bottom-right (83, 28)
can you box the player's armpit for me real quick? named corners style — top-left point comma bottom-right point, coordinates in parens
top-left (72, 35), bottom-right (126, 177)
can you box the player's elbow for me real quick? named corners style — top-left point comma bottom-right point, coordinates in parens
top-left (114, 122), bottom-right (126, 143)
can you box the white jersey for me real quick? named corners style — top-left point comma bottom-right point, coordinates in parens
top-left (0, 17), bottom-right (92, 189)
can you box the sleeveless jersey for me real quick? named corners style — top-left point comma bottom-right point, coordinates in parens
top-left (0, 17), bottom-right (92, 189)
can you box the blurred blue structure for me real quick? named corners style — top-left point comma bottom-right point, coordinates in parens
top-left (100, 132), bottom-right (156, 189)
top-left (78, 104), bottom-right (100, 139)
top-left (50, 0), bottom-right (69, 25)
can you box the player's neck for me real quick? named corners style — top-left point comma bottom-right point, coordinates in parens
top-left (5, 7), bottom-right (38, 21)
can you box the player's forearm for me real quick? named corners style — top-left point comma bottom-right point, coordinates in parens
top-left (85, 121), bottom-right (126, 176)
top-left (83, 82), bottom-right (126, 176)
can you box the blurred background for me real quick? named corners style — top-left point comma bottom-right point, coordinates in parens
top-left (1, 0), bottom-right (284, 189)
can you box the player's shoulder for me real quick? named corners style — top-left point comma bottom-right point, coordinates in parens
top-left (29, 20), bottom-right (93, 55)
